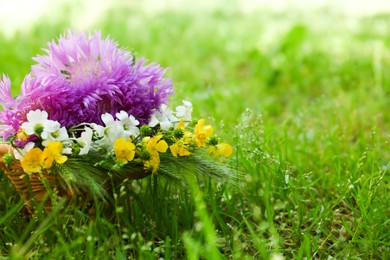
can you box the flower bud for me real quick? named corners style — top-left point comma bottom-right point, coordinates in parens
top-left (173, 129), bottom-right (184, 139)
top-left (2, 153), bottom-right (14, 168)
top-left (207, 136), bottom-right (219, 146)
top-left (140, 125), bottom-right (152, 136)
top-left (138, 149), bottom-right (152, 161)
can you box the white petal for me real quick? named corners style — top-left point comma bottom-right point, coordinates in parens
top-left (79, 146), bottom-right (90, 155)
top-left (182, 100), bottom-right (192, 107)
top-left (26, 109), bottom-right (48, 123)
top-left (43, 120), bottom-right (60, 133)
top-left (92, 124), bottom-right (105, 137)
top-left (101, 113), bottom-right (115, 126)
top-left (57, 127), bottom-right (69, 140)
top-left (176, 106), bottom-right (186, 117)
top-left (126, 126), bottom-right (140, 137)
top-left (13, 150), bottom-right (23, 160)
top-left (160, 121), bottom-right (173, 131)
top-left (148, 115), bottom-right (159, 127)
top-left (62, 147), bottom-right (73, 154)
top-left (128, 115), bottom-right (139, 126)
top-left (21, 122), bottom-right (35, 135)
top-left (77, 127), bottom-right (93, 147)
top-left (77, 127), bottom-right (93, 155)
top-left (116, 110), bottom-right (128, 121)
top-left (13, 142), bottom-right (35, 160)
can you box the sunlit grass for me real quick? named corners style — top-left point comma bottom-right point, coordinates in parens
top-left (0, 2), bottom-right (389, 259)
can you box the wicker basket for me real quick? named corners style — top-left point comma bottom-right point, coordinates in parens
top-left (0, 144), bottom-right (75, 214)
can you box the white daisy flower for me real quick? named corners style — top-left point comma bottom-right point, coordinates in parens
top-left (116, 111), bottom-right (140, 137)
top-left (42, 127), bottom-right (69, 147)
top-left (21, 109), bottom-right (61, 138)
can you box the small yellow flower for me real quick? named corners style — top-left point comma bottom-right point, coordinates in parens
top-left (183, 131), bottom-right (194, 144)
top-left (143, 135), bottom-right (168, 155)
top-left (177, 119), bottom-right (185, 130)
top-left (143, 154), bottom-right (160, 174)
top-left (41, 142), bottom-right (68, 169)
top-left (194, 119), bottom-right (213, 147)
top-left (208, 146), bottom-right (218, 156)
top-left (16, 129), bottom-right (29, 141)
top-left (170, 131), bottom-right (193, 157)
top-left (170, 141), bottom-right (191, 157)
top-left (209, 143), bottom-right (233, 157)
top-left (114, 138), bottom-right (135, 163)
top-left (21, 148), bottom-right (43, 173)
top-left (143, 135), bottom-right (168, 173)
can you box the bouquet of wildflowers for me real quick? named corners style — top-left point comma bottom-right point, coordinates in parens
top-left (0, 31), bottom-right (233, 212)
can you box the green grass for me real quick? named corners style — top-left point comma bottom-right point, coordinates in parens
top-left (0, 2), bottom-right (389, 259)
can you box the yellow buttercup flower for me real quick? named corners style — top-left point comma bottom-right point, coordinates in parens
top-left (194, 119), bottom-right (213, 147)
top-left (170, 131), bottom-right (193, 157)
top-left (143, 154), bottom-right (161, 174)
top-left (21, 147), bottom-right (43, 173)
top-left (16, 129), bottom-right (29, 141)
top-left (143, 135), bottom-right (168, 173)
top-left (41, 142), bottom-right (68, 169)
top-left (114, 138), bottom-right (135, 163)
top-left (144, 135), bottom-right (168, 155)
top-left (209, 143), bottom-right (233, 157)
top-left (177, 119), bottom-right (185, 130)
top-left (182, 131), bottom-right (194, 144)
top-left (170, 141), bottom-right (191, 157)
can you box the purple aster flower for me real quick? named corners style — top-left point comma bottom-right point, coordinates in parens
top-left (0, 74), bottom-right (17, 139)
top-left (0, 31), bottom-right (174, 140)
top-left (0, 74), bottom-right (42, 140)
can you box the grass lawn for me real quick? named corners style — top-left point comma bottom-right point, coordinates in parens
top-left (0, 2), bottom-right (389, 259)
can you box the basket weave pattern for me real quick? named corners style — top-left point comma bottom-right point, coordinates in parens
top-left (0, 144), bottom-right (73, 214)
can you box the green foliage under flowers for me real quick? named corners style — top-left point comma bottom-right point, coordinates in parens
top-left (0, 2), bottom-right (389, 259)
